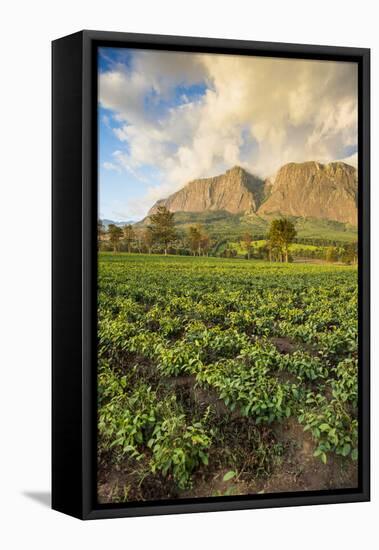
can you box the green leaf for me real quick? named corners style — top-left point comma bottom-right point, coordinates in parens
top-left (351, 448), bottom-right (358, 461)
top-left (319, 423), bottom-right (330, 432)
top-left (341, 443), bottom-right (351, 457)
top-left (223, 470), bottom-right (236, 482)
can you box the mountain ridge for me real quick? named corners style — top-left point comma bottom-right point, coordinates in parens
top-left (148, 161), bottom-right (358, 226)
top-left (258, 161), bottom-right (357, 225)
top-left (149, 166), bottom-right (265, 216)
top-left (101, 219), bottom-right (136, 228)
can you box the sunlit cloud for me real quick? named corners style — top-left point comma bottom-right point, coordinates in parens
top-left (99, 49), bottom-right (358, 216)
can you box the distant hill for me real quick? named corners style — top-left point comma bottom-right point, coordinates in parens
top-left (148, 161), bottom-right (358, 227)
top-left (101, 219), bottom-right (136, 228)
top-left (156, 210), bottom-right (357, 244)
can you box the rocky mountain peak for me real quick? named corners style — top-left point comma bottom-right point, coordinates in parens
top-left (148, 166), bottom-right (265, 216)
top-left (258, 161), bottom-right (357, 225)
top-left (147, 160), bottom-right (358, 226)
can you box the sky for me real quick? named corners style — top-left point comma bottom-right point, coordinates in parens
top-left (98, 47), bottom-right (358, 221)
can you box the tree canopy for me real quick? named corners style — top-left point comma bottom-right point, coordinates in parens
top-left (148, 206), bottom-right (177, 255)
top-left (242, 232), bottom-right (253, 259)
top-left (187, 224), bottom-right (210, 256)
top-left (108, 224), bottom-right (124, 252)
top-left (123, 224), bottom-right (135, 253)
top-left (267, 218), bottom-right (297, 262)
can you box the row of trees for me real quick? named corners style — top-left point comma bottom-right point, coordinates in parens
top-left (99, 206), bottom-right (357, 264)
top-left (99, 206), bottom-right (212, 256)
top-left (100, 223), bottom-right (154, 254)
top-left (230, 219), bottom-right (297, 263)
top-left (98, 207), bottom-right (174, 254)
top-left (325, 243), bottom-right (358, 264)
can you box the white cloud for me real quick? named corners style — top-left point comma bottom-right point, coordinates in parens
top-left (102, 161), bottom-right (121, 173)
top-left (337, 151), bottom-right (358, 168)
top-left (99, 50), bottom-right (358, 208)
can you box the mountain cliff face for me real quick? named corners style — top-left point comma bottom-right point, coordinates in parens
top-left (148, 161), bottom-right (358, 226)
top-left (148, 166), bottom-right (265, 216)
top-left (258, 161), bottom-right (358, 225)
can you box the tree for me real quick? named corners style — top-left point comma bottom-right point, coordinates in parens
top-left (267, 239), bottom-right (283, 262)
top-left (267, 218), bottom-right (297, 262)
top-left (133, 229), bottom-right (143, 253)
top-left (188, 225), bottom-right (202, 255)
top-left (341, 242), bottom-right (358, 265)
top-left (108, 223), bottom-right (123, 252)
top-left (142, 227), bottom-right (154, 254)
top-left (200, 233), bottom-right (211, 256)
top-left (123, 224), bottom-right (135, 253)
top-left (98, 220), bottom-right (105, 241)
top-left (187, 225), bottom-right (210, 256)
top-left (325, 246), bottom-right (338, 263)
top-left (148, 206), bottom-right (177, 255)
top-left (242, 232), bottom-right (253, 259)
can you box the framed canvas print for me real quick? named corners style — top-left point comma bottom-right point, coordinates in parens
top-left (52, 30), bottom-right (370, 520)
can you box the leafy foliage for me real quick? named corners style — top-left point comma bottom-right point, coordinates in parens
top-left (98, 253), bottom-right (358, 496)
top-left (98, 363), bottom-right (211, 488)
top-left (267, 218), bottom-right (297, 262)
top-left (148, 206), bottom-right (177, 255)
top-left (107, 224), bottom-right (124, 252)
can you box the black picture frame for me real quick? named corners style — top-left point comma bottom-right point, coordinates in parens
top-left (52, 30), bottom-right (370, 520)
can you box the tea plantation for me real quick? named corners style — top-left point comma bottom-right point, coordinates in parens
top-left (97, 253), bottom-right (358, 502)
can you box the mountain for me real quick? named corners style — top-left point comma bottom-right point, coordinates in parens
top-left (258, 161), bottom-right (358, 225)
top-left (148, 166), bottom-right (265, 216)
top-left (148, 161), bottom-right (358, 227)
top-left (101, 219), bottom-right (136, 228)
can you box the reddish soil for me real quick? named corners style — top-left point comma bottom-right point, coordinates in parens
top-left (98, 413), bottom-right (357, 504)
top-left (98, 365), bottom-right (357, 504)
